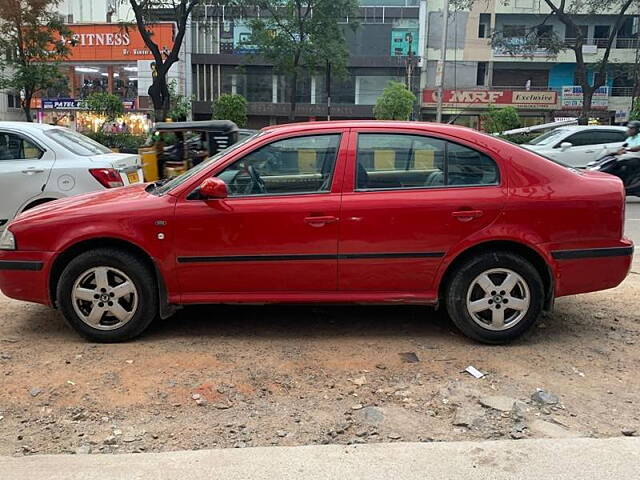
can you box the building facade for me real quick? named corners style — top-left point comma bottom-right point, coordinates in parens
top-left (188, 1), bottom-right (422, 127)
top-left (420, 0), bottom-right (640, 127)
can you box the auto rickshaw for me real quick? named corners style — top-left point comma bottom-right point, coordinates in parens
top-left (140, 120), bottom-right (250, 182)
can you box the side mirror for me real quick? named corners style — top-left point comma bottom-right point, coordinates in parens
top-left (560, 142), bottom-right (572, 151)
top-left (199, 177), bottom-right (228, 199)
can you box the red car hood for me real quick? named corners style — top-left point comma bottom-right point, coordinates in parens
top-left (14, 184), bottom-right (151, 224)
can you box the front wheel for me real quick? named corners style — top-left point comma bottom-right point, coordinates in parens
top-left (445, 251), bottom-right (544, 344)
top-left (57, 248), bottom-right (158, 342)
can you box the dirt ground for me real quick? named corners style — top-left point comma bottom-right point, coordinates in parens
top-left (1, 269), bottom-right (639, 456)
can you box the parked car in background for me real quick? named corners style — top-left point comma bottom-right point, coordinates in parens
top-left (0, 122), bottom-right (143, 231)
top-left (0, 121), bottom-right (633, 344)
top-left (521, 125), bottom-right (628, 167)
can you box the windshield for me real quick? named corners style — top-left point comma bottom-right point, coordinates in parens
top-left (44, 128), bottom-right (112, 156)
top-left (524, 128), bottom-right (569, 146)
top-left (152, 131), bottom-right (262, 195)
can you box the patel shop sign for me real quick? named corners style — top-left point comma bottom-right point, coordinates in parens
top-left (422, 89), bottom-right (558, 109)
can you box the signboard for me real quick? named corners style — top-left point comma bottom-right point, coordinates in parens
top-left (61, 23), bottom-right (175, 61)
top-left (422, 89), bottom-right (558, 109)
top-left (391, 29), bottom-right (419, 56)
top-left (233, 20), bottom-right (257, 54)
top-left (561, 86), bottom-right (609, 110)
top-left (37, 98), bottom-right (136, 110)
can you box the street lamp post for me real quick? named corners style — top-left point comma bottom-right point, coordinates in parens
top-left (435, 0), bottom-right (450, 123)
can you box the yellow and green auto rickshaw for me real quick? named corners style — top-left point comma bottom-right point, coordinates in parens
top-left (140, 120), bottom-right (257, 181)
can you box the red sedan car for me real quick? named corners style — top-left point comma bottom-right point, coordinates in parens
top-left (0, 121), bottom-right (633, 343)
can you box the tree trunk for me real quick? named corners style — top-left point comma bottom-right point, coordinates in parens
top-left (149, 75), bottom-right (170, 122)
top-left (22, 96), bottom-right (33, 122)
top-left (289, 68), bottom-right (298, 122)
top-left (579, 86), bottom-right (593, 125)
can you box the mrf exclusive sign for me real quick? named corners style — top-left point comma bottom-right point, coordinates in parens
top-left (422, 89), bottom-right (558, 109)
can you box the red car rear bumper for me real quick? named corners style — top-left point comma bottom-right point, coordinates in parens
top-left (552, 241), bottom-right (634, 297)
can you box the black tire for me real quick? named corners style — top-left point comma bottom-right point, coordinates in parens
top-left (57, 248), bottom-right (158, 342)
top-left (445, 251), bottom-right (544, 344)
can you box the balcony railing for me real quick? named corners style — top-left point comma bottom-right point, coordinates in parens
top-left (564, 37), bottom-right (640, 49)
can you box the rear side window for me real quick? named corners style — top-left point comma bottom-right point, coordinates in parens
top-left (355, 133), bottom-right (499, 190)
top-left (44, 128), bottom-right (111, 156)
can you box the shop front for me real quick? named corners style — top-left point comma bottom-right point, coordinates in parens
top-left (34, 22), bottom-right (175, 132)
top-left (421, 89), bottom-right (559, 130)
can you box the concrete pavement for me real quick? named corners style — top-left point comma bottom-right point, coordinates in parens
top-left (625, 198), bottom-right (639, 270)
top-left (1, 438), bottom-right (639, 480)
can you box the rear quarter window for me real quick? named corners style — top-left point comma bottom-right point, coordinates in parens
top-left (44, 129), bottom-right (112, 156)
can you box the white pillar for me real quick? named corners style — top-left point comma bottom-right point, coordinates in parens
top-left (272, 74), bottom-right (278, 103)
top-left (311, 76), bottom-right (316, 104)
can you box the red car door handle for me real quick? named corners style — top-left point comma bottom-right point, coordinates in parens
top-left (452, 210), bottom-right (484, 221)
top-left (304, 215), bottom-right (338, 227)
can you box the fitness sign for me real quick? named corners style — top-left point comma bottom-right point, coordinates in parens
top-left (59, 23), bottom-right (175, 61)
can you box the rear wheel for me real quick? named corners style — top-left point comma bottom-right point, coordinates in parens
top-left (57, 248), bottom-right (157, 342)
top-left (445, 251), bottom-right (544, 344)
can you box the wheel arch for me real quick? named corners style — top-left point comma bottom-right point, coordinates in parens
top-left (438, 240), bottom-right (554, 311)
top-left (21, 197), bottom-right (60, 213)
top-left (49, 237), bottom-right (173, 318)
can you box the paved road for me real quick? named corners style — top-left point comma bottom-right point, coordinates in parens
top-left (626, 198), bottom-right (639, 269)
top-left (1, 438), bottom-right (639, 480)
top-left (626, 198), bottom-right (640, 242)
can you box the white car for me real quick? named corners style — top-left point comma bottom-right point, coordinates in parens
top-left (520, 125), bottom-right (628, 167)
top-left (0, 122), bottom-right (143, 231)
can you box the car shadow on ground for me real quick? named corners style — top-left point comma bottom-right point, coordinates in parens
top-left (6, 298), bottom-right (603, 347)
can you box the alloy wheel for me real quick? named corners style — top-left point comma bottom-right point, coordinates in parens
top-left (465, 268), bottom-right (530, 331)
top-left (71, 267), bottom-right (138, 330)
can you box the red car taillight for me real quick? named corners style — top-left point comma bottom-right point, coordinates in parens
top-left (89, 168), bottom-right (124, 188)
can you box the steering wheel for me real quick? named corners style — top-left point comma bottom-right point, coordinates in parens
top-left (247, 165), bottom-right (266, 194)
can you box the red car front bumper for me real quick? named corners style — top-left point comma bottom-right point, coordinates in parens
top-left (0, 251), bottom-right (55, 306)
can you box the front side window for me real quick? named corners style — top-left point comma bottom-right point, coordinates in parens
top-left (218, 134), bottom-right (341, 196)
top-left (356, 133), bottom-right (498, 191)
top-left (0, 133), bottom-right (43, 160)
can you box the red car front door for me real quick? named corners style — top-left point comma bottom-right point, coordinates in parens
top-left (337, 128), bottom-right (506, 297)
top-left (172, 130), bottom-right (348, 299)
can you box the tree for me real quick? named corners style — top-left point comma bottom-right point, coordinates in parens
top-left (247, 0), bottom-right (359, 121)
top-left (488, 0), bottom-right (636, 124)
top-left (84, 92), bottom-right (125, 130)
top-left (481, 105), bottom-right (521, 134)
top-left (373, 81), bottom-right (416, 121)
top-left (127, 0), bottom-right (199, 121)
top-left (212, 93), bottom-right (248, 127)
top-left (0, 0), bottom-right (71, 121)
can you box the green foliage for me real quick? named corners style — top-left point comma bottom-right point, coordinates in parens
top-left (0, 0), bottom-right (71, 120)
top-left (630, 98), bottom-right (640, 122)
top-left (85, 132), bottom-right (147, 153)
top-left (504, 132), bottom-right (538, 144)
top-left (212, 94), bottom-right (248, 128)
top-left (373, 82), bottom-right (416, 121)
top-left (481, 106), bottom-right (521, 134)
top-left (84, 92), bottom-right (125, 122)
top-left (167, 80), bottom-right (192, 121)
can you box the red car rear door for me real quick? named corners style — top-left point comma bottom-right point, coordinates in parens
top-left (337, 127), bottom-right (506, 296)
top-left (172, 129), bottom-right (348, 298)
